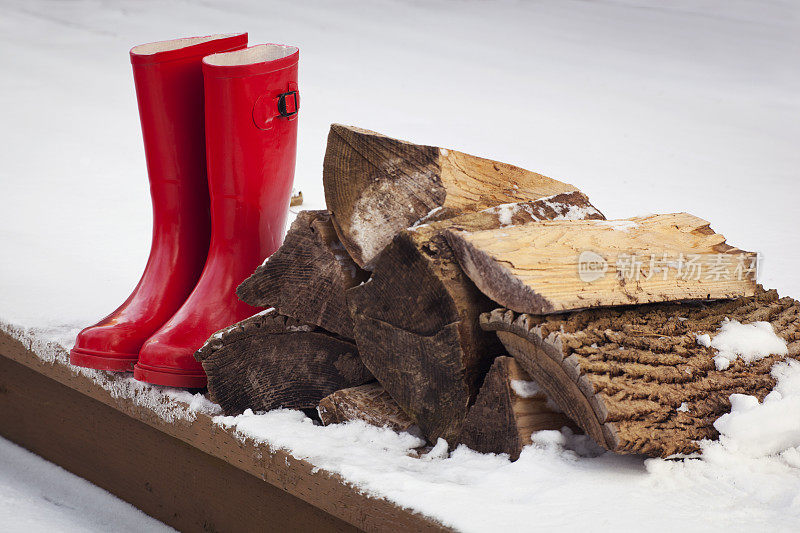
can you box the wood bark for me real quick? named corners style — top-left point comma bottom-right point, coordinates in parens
top-left (480, 286), bottom-right (800, 457)
top-left (349, 192), bottom-right (605, 444)
top-left (195, 310), bottom-right (373, 415)
top-left (446, 212), bottom-right (757, 314)
top-left (323, 123), bottom-right (579, 268)
top-left (317, 382), bottom-right (415, 432)
top-left (236, 210), bottom-right (368, 338)
top-left (458, 356), bottom-right (574, 460)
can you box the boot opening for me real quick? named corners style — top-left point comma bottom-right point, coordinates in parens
top-left (204, 44), bottom-right (298, 66)
top-left (131, 34), bottom-right (244, 56)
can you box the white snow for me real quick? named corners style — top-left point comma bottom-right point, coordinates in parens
top-left (699, 319), bottom-right (789, 371)
top-left (677, 402), bottom-right (690, 413)
top-left (510, 379), bottom-right (542, 398)
top-left (595, 220), bottom-right (640, 232)
top-left (1, 0), bottom-right (799, 531)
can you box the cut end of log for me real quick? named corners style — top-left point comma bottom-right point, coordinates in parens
top-left (317, 382), bottom-right (415, 432)
top-left (196, 310), bottom-right (373, 415)
top-left (480, 286), bottom-right (800, 457)
top-left (236, 210), bottom-right (368, 338)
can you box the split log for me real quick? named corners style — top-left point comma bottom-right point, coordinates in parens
top-left (349, 192), bottom-right (605, 443)
top-left (317, 383), bottom-right (414, 432)
top-left (446, 212), bottom-right (757, 314)
top-left (323, 124), bottom-right (579, 268)
top-left (236, 210), bottom-right (368, 338)
top-left (195, 310), bottom-right (373, 415)
top-left (458, 356), bottom-right (574, 460)
top-left (480, 286), bottom-right (800, 457)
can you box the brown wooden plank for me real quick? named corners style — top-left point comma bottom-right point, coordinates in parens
top-left (0, 354), bottom-right (356, 533)
top-left (0, 329), bottom-right (448, 532)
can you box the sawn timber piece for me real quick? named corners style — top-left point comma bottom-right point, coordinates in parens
top-left (236, 210), bottom-right (368, 338)
top-left (317, 382), bottom-right (415, 432)
top-left (480, 287), bottom-right (800, 457)
top-left (322, 123), bottom-right (580, 268)
top-left (196, 310), bottom-right (373, 415)
top-left (446, 212), bottom-right (757, 314)
top-left (348, 192), bottom-right (605, 444)
top-left (457, 356), bottom-right (575, 460)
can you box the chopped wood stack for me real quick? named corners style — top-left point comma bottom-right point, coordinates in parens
top-left (196, 123), bottom-right (795, 460)
top-left (348, 190), bottom-right (605, 443)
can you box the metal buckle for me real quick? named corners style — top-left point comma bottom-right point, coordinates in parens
top-left (277, 90), bottom-right (299, 117)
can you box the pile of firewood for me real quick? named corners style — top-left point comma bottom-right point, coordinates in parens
top-left (195, 124), bottom-right (800, 460)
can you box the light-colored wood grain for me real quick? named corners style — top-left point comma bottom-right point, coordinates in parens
top-left (447, 213), bottom-right (757, 314)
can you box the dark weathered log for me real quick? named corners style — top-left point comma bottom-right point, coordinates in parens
top-left (323, 124), bottom-right (579, 268)
top-left (480, 287), bottom-right (800, 457)
top-left (458, 356), bottom-right (574, 460)
top-left (196, 310), bottom-right (373, 415)
top-left (317, 383), bottom-right (415, 432)
top-left (446, 213), bottom-right (756, 315)
top-left (349, 192), bottom-right (605, 443)
top-left (236, 210), bottom-right (368, 338)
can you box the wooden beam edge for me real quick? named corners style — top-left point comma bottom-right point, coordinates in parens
top-left (0, 328), bottom-right (449, 533)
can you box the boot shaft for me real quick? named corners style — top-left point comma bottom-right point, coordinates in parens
top-left (202, 44), bottom-right (299, 264)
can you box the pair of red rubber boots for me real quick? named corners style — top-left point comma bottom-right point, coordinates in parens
top-left (70, 33), bottom-right (298, 388)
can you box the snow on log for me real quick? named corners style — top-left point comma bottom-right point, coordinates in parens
top-left (317, 382), bottom-right (415, 432)
top-left (236, 210), bottom-right (368, 338)
top-left (458, 356), bottom-right (574, 460)
top-left (479, 287), bottom-right (800, 457)
top-left (323, 124), bottom-right (579, 268)
top-left (348, 192), bottom-right (605, 443)
top-left (446, 213), bottom-right (757, 315)
top-left (196, 310), bottom-right (373, 415)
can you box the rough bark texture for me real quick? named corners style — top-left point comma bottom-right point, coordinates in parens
top-left (480, 287), bottom-right (800, 457)
top-left (349, 193), bottom-right (605, 444)
top-left (447, 213), bottom-right (757, 315)
top-left (458, 356), bottom-right (574, 460)
top-left (317, 382), bottom-right (414, 432)
top-left (236, 210), bottom-right (368, 338)
top-left (323, 124), bottom-right (578, 268)
top-left (196, 310), bottom-right (373, 415)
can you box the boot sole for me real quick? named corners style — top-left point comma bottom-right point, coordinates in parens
top-left (133, 362), bottom-right (207, 389)
top-left (70, 348), bottom-right (138, 372)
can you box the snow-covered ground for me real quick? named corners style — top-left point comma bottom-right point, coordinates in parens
top-left (0, 0), bottom-right (798, 531)
top-left (0, 436), bottom-right (172, 532)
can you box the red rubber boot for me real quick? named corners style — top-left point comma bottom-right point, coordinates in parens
top-left (70, 34), bottom-right (248, 372)
top-left (134, 44), bottom-right (300, 387)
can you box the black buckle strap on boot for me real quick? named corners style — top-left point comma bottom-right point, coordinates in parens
top-left (277, 90), bottom-right (299, 117)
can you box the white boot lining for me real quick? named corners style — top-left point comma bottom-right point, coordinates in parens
top-left (131, 34), bottom-right (242, 56)
top-left (204, 44), bottom-right (298, 67)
